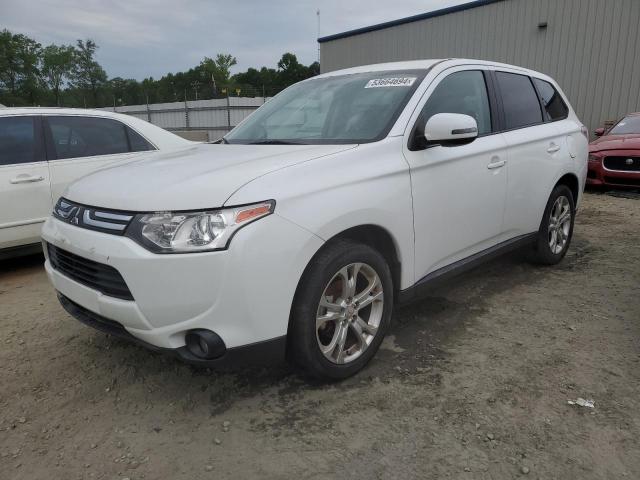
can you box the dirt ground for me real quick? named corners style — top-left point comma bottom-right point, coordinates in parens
top-left (1, 191), bottom-right (639, 480)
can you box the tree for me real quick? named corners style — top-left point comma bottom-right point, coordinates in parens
top-left (0, 29), bottom-right (42, 105)
top-left (199, 53), bottom-right (237, 91)
top-left (141, 77), bottom-right (157, 103)
top-left (307, 61), bottom-right (320, 77)
top-left (277, 52), bottom-right (307, 86)
top-left (233, 66), bottom-right (279, 96)
top-left (71, 39), bottom-right (107, 107)
top-left (1, 29), bottom-right (321, 106)
top-left (109, 77), bottom-right (143, 105)
top-left (42, 44), bottom-right (75, 106)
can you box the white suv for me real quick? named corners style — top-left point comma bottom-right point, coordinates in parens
top-left (0, 108), bottom-right (190, 257)
top-left (42, 59), bottom-right (588, 379)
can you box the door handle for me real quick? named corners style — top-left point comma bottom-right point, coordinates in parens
top-left (547, 144), bottom-right (561, 154)
top-left (487, 159), bottom-right (506, 170)
top-left (10, 175), bottom-right (45, 184)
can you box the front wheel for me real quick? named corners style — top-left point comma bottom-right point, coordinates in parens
top-left (289, 239), bottom-right (393, 380)
top-left (529, 184), bottom-right (575, 265)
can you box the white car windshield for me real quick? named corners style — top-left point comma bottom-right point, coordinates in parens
top-left (609, 115), bottom-right (640, 135)
top-left (225, 70), bottom-right (426, 145)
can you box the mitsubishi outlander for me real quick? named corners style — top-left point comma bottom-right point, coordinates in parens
top-left (42, 59), bottom-right (588, 379)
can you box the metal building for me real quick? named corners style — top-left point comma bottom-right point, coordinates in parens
top-left (318, 0), bottom-right (640, 134)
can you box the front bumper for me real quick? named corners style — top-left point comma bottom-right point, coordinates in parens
top-left (42, 212), bottom-right (323, 360)
top-left (57, 293), bottom-right (287, 367)
top-left (587, 151), bottom-right (640, 187)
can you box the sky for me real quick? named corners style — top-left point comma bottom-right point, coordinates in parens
top-left (2, 0), bottom-right (469, 80)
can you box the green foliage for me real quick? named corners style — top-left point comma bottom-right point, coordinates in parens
top-left (42, 44), bottom-right (75, 106)
top-left (71, 39), bottom-right (108, 106)
top-left (0, 30), bottom-right (319, 107)
top-left (200, 53), bottom-right (238, 87)
top-left (0, 29), bottom-right (42, 105)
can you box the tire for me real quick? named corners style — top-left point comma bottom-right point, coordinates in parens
top-left (529, 184), bottom-right (575, 265)
top-left (288, 239), bottom-right (394, 380)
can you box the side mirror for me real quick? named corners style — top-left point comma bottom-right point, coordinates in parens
top-left (424, 113), bottom-right (478, 146)
top-left (594, 127), bottom-right (605, 137)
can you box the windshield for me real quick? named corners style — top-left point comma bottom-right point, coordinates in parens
top-left (225, 70), bottom-right (426, 145)
top-left (609, 115), bottom-right (640, 135)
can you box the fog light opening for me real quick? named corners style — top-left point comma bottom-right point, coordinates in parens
top-left (199, 337), bottom-right (209, 356)
top-left (185, 329), bottom-right (226, 360)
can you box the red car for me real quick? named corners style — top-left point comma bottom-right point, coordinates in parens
top-left (588, 112), bottom-right (640, 188)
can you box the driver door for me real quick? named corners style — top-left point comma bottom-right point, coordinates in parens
top-left (0, 115), bottom-right (52, 249)
top-left (402, 68), bottom-right (508, 281)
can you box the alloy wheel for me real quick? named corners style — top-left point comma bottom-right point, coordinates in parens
top-left (548, 195), bottom-right (572, 254)
top-left (316, 262), bottom-right (384, 364)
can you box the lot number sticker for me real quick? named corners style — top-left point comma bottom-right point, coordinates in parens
top-left (365, 77), bottom-right (417, 88)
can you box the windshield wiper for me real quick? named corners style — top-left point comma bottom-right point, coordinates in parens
top-left (247, 140), bottom-right (307, 145)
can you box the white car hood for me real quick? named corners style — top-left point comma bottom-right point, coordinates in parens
top-left (63, 143), bottom-right (355, 211)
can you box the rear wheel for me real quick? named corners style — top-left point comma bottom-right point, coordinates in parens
top-left (289, 239), bottom-right (393, 379)
top-left (529, 184), bottom-right (575, 265)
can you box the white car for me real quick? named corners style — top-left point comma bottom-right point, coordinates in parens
top-left (0, 108), bottom-right (191, 257)
top-left (42, 59), bottom-right (588, 379)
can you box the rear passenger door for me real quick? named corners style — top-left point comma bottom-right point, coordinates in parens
top-left (0, 115), bottom-right (52, 249)
top-left (494, 71), bottom-right (573, 236)
top-left (44, 115), bottom-right (154, 202)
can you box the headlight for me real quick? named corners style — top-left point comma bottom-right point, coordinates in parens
top-left (126, 201), bottom-right (274, 253)
top-left (588, 154), bottom-right (600, 163)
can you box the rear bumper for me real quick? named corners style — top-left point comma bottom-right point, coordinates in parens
top-left (57, 293), bottom-right (287, 368)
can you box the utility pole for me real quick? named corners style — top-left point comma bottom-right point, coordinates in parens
top-left (317, 9), bottom-right (321, 65)
top-left (184, 90), bottom-right (189, 129)
top-left (191, 81), bottom-right (200, 101)
top-left (145, 93), bottom-right (151, 122)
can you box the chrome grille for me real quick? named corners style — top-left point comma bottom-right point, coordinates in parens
top-left (53, 198), bottom-right (134, 235)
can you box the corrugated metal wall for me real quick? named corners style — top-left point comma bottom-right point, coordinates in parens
top-left (319, 0), bottom-right (640, 134)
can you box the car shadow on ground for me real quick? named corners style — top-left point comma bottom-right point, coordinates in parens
top-left (1, 233), bottom-right (595, 418)
top-left (0, 251), bottom-right (44, 277)
top-left (585, 185), bottom-right (640, 200)
top-left (60, 238), bottom-right (592, 416)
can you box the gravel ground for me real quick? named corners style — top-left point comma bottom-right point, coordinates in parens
top-left (1, 191), bottom-right (639, 480)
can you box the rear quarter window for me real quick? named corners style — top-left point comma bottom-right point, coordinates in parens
top-left (532, 78), bottom-right (569, 121)
top-left (127, 127), bottom-right (155, 152)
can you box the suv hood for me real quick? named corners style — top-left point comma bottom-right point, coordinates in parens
top-left (590, 134), bottom-right (640, 153)
top-left (63, 143), bottom-right (355, 211)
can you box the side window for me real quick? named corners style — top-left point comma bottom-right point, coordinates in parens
top-left (532, 78), bottom-right (569, 121)
top-left (418, 70), bottom-right (492, 136)
top-left (0, 116), bottom-right (36, 166)
top-left (127, 127), bottom-right (155, 152)
top-left (46, 116), bottom-right (130, 160)
top-left (495, 72), bottom-right (543, 129)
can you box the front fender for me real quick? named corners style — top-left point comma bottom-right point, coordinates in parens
top-left (226, 138), bottom-right (416, 289)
